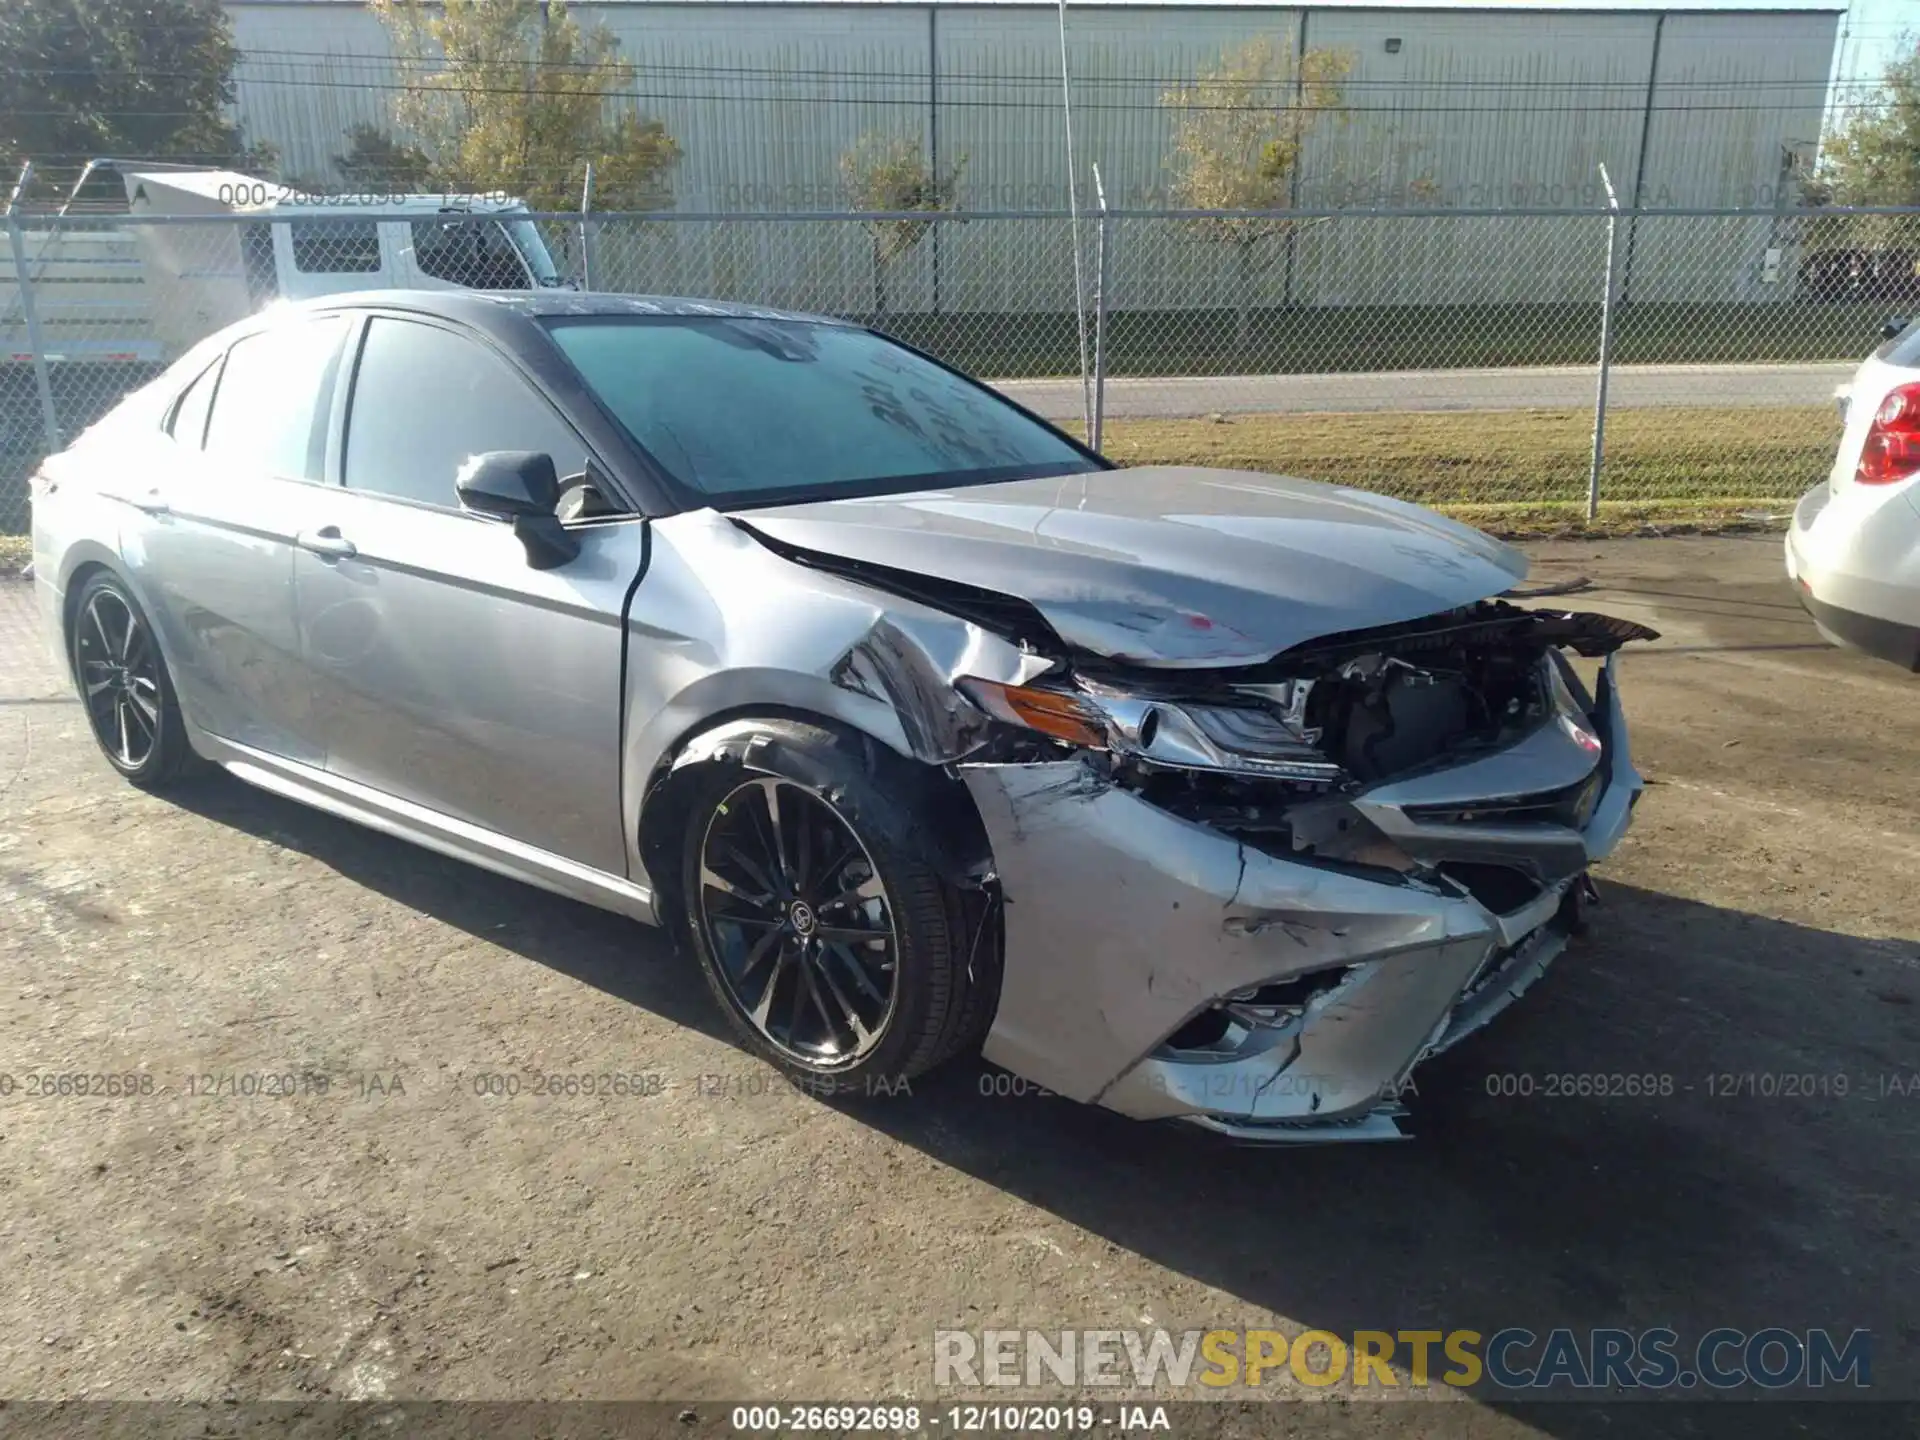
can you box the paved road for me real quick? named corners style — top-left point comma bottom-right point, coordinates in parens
top-left (996, 361), bottom-right (1854, 422)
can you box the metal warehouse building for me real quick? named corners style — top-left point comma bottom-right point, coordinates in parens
top-left (220, 0), bottom-right (1844, 312)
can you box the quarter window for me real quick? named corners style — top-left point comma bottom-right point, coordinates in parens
top-left (342, 318), bottom-right (587, 508)
top-left (201, 318), bottom-right (348, 481)
top-left (289, 217), bottom-right (382, 274)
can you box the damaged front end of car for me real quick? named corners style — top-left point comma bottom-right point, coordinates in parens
top-left (743, 522), bottom-right (1657, 1143)
top-left (954, 601), bottom-right (1652, 1142)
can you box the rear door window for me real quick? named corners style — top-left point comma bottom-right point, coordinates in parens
top-left (202, 317), bottom-right (349, 481)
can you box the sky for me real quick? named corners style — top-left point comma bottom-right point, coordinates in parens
top-left (1837, 0), bottom-right (1914, 86)
top-left (1829, 0), bottom-right (1914, 136)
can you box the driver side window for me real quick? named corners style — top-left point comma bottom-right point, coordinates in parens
top-left (342, 318), bottom-right (591, 511)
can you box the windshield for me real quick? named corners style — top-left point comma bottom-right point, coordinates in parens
top-left (503, 218), bottom-right (562, 285)
top-left (543, 317), bottom-right (1097, 507)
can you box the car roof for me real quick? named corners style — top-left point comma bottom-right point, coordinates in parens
top-left (284, 289), bottom-right (851, 329)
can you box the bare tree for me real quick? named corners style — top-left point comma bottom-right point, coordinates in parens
top-left (838, 132), bottom-right (966, 316)
top-left (1162, 38), bottom-right (1353, 352)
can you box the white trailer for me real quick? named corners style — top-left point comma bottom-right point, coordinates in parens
top-left (2, 159), bottom-right (566, 368)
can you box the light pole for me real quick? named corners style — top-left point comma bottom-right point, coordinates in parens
top-left (1059, 0), bottom-right (1091, 438)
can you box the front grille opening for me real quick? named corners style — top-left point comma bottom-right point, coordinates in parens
top-left (1441, 862), bottom-right (1544, 916)
top-left (1406, 772), bottom-right (1602, 829)
top-left (1234, 970), bottom-right (1353, 1010)
top-left (1164, 1009), bottom-right (1233, 1050)
top-left (1160, 966), bottom-right (1356, 1053)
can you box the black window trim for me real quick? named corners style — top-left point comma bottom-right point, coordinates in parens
top-left (334, 309), bottom-right (632, 522)
top-left (319, 313), bottom-right (366, 488)
top-left (163, 354), bottom-right (225, 448)
top-left (533, 314), bottom-right (1115, 516)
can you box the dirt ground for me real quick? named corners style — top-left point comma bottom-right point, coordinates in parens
top-left (0, 535), bottom-right (1916, 1434)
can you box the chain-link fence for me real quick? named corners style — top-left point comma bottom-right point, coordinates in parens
top-left (5, 204), bottom-right (1919, 538)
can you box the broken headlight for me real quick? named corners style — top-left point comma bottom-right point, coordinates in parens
top-left (1080, 682), bottom-right (1342, 782)
top-left (958, 677), bottom-right (1343, 783)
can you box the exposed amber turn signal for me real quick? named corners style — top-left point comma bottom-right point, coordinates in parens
top-left (959, 679), bottom-right (1108, 748)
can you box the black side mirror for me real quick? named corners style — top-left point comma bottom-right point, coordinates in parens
top-left (455, 450), bottom-right (580, 569)
top-left (457, 450), bottom-right (558, 516)
top-left (1882, 317), bottom-right (1909, 340)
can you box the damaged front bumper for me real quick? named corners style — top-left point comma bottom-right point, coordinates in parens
top-left (960, 654), bottom-right (1640, 1144)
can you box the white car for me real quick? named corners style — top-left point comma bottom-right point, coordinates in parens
top-left (1786, 319), bottom-right (1920, 671)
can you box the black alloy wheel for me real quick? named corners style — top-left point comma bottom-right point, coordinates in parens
top-left (69, 572), bottom-right (195, 788)
top-left (674, 719), bottom-right (1001, 1088)
top-left (696, 775), bottom-right (900, 1068)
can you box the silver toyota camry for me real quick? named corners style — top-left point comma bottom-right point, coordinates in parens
top-left (30, 291), bottom-right (1654, 1142)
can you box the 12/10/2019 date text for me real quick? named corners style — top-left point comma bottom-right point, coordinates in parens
top-left (729, 1405), bottom-right (1171, 1433)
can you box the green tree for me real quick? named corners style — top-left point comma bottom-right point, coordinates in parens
top-left (373, 0), bottom-right (680, 212)
top-left (1162, 38), bottom-right (1354, 351)
top-left (0, 0), bottom-right (265, 191)
top-left (838, 132), bottom-right (966, 315)
top-left (333, 123), bottom-right (434, 192)
top-left (1803, 34), bottom-right (1920, 252)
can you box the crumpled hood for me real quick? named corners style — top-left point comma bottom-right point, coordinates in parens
top-left (738, 466), bottom-right (1529, 666)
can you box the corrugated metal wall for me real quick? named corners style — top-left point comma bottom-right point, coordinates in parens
top-left (223, 3), bottom-right (1839, 311)
top-left (230, 4), bottom-right (398, 169)
top-left (1623, 10), bottom-right (1838, 304)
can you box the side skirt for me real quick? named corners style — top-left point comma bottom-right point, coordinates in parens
top-left (190, 729), bottom-right (658, 926)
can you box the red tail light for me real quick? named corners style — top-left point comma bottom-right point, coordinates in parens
top-left (1857, 382), bottom-right (1920, 485)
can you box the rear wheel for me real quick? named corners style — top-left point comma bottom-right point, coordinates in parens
top-left (69, 571), bottom-right (196, 789)
top-left (676, 720), bottom-right (993, 1088)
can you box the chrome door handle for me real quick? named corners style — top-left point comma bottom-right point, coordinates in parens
top-left (296, 527), bottom-right (357, 560)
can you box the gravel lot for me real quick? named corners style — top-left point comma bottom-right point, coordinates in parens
top-left (0, 536), bottom-right (1916, 1433)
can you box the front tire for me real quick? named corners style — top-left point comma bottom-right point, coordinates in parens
top-left (676, 719), bottom-right (992, 1088)
top-left (69, 571), bottom-right (196, 790)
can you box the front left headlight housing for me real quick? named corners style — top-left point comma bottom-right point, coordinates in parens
top-left (958, 677), bottom-right (1344, 783)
